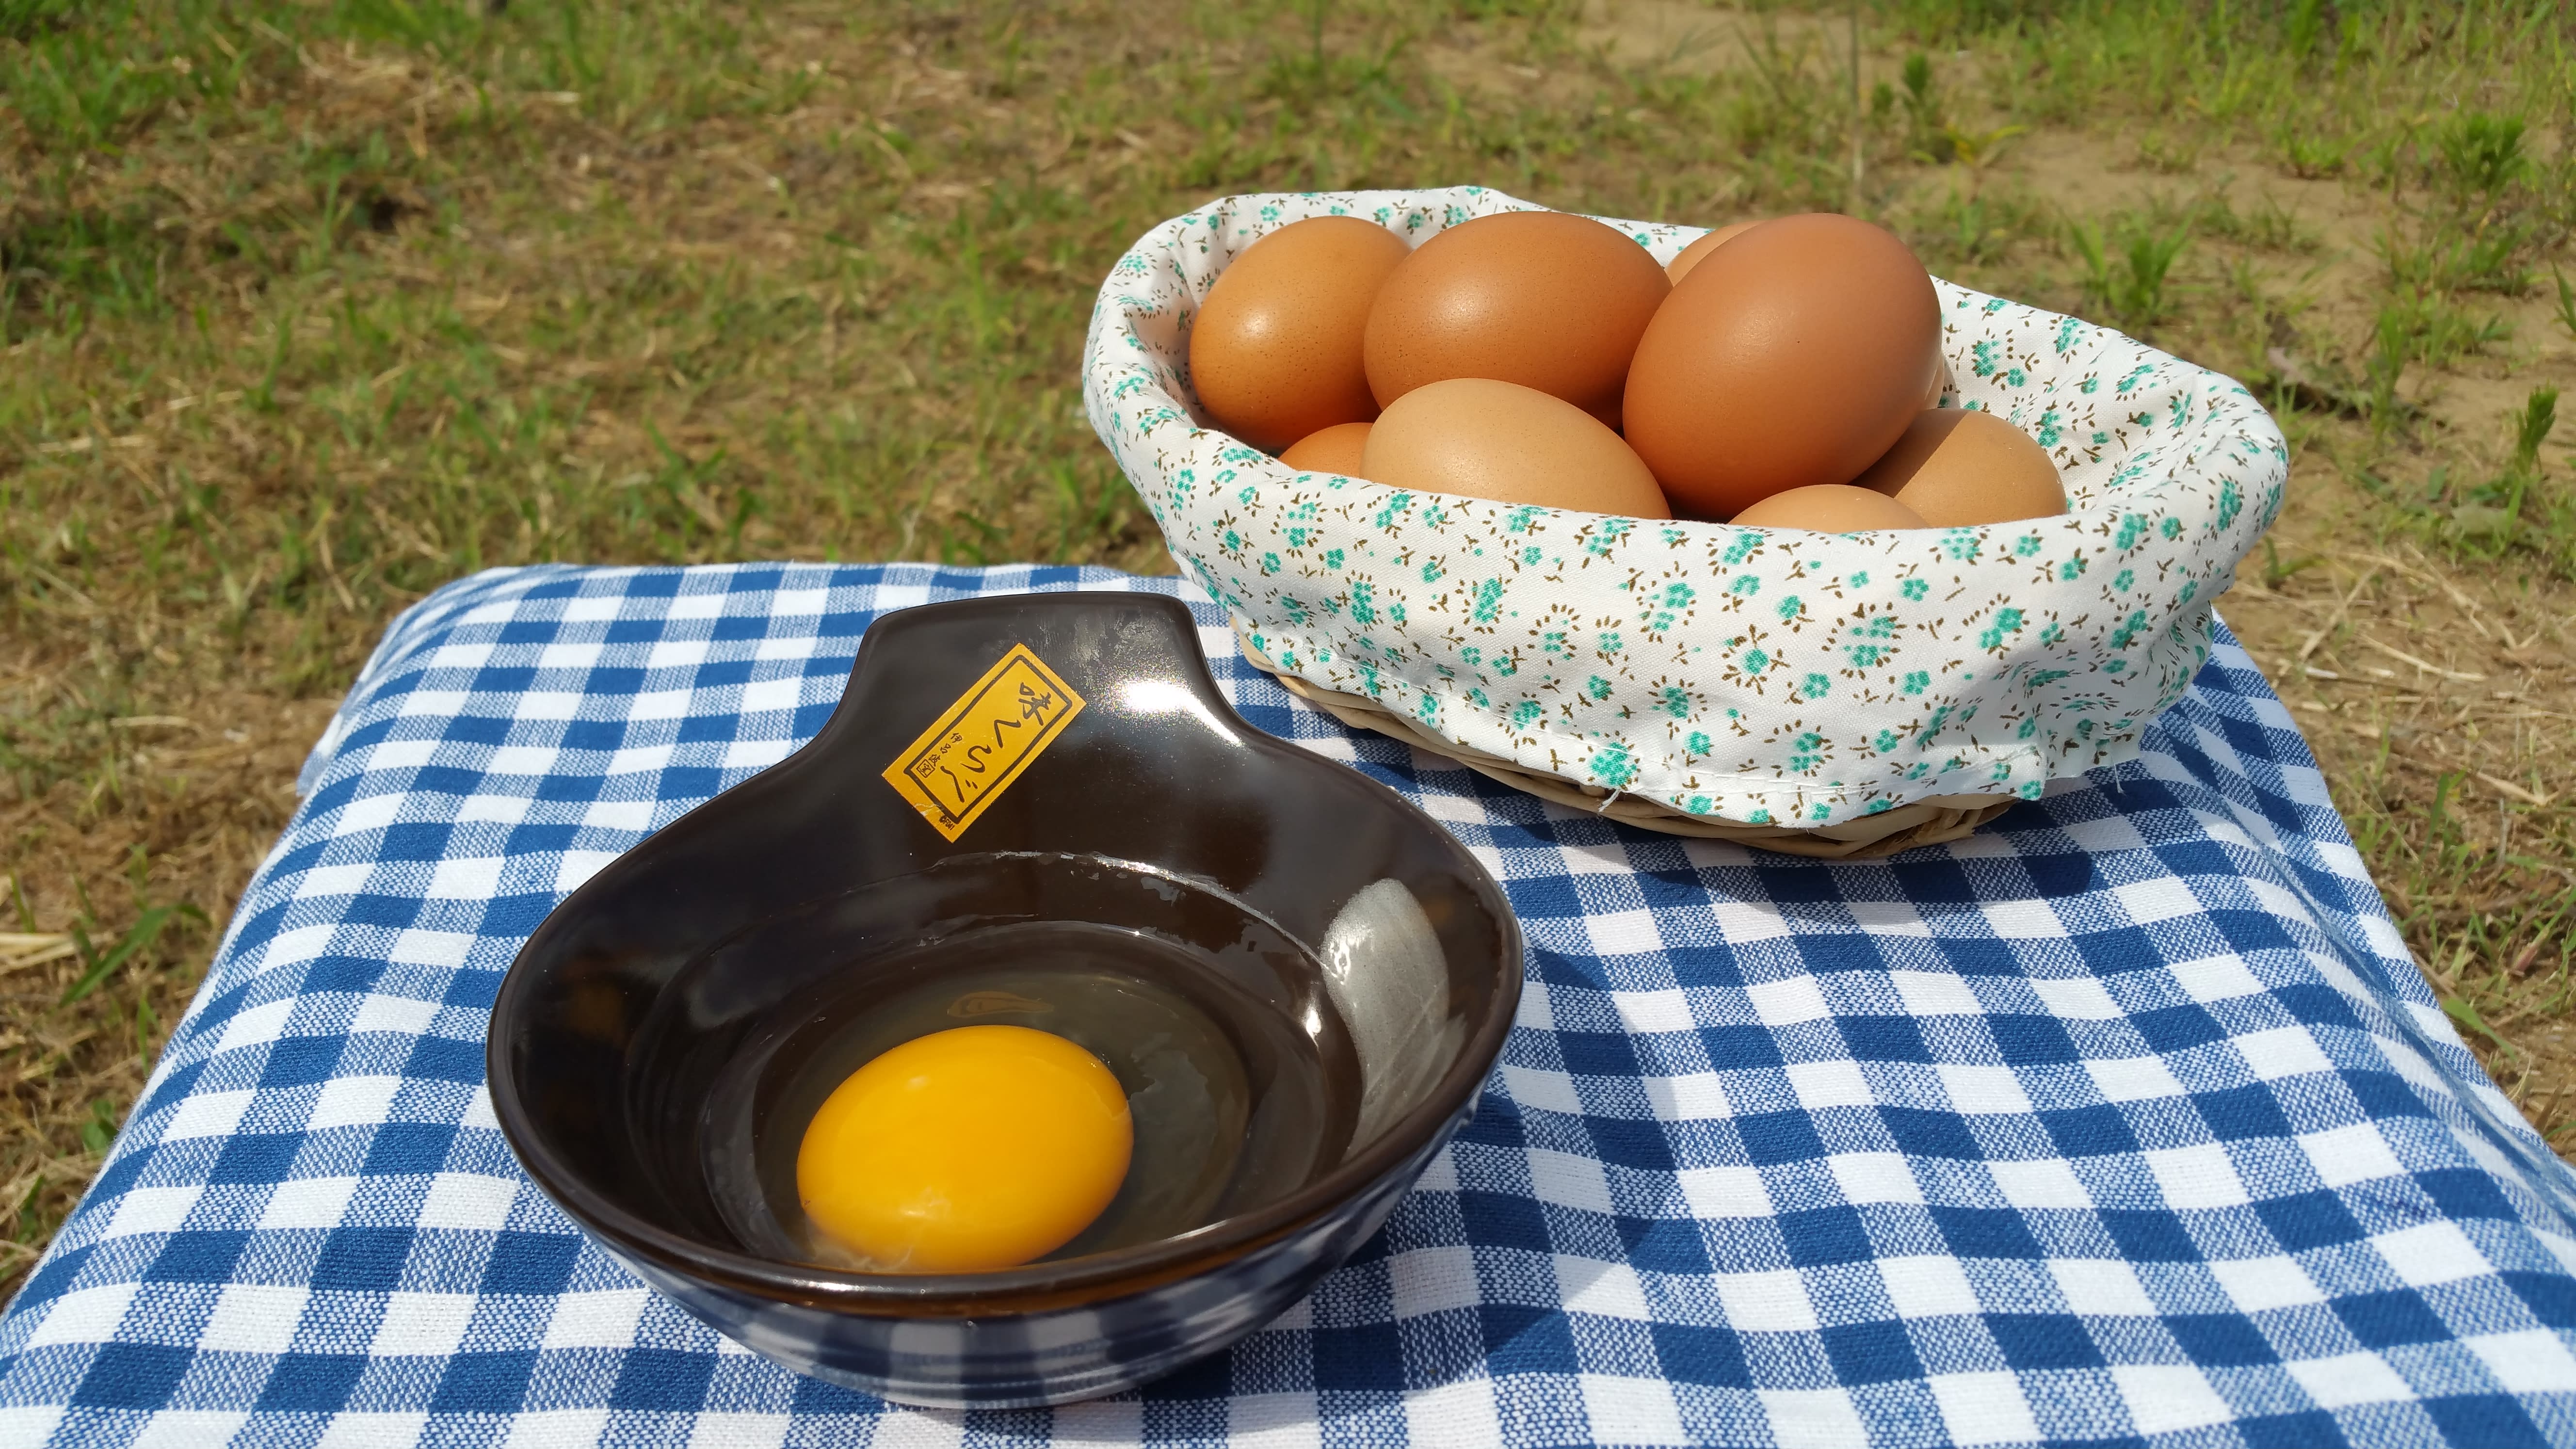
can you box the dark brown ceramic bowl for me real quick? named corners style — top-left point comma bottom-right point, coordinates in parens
top-left (486, 592), bottom-right (1523, 1408)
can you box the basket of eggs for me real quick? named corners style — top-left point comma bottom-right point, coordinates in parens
top-left (1082, 188), bottom-right (2286, 857)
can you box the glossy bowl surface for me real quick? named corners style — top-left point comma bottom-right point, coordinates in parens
top-left (487, 592), bottom-right (1523, 1407)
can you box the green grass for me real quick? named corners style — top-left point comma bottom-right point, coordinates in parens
top-left (5, 0), bottom-right (2576, 1289)
top-left (2067, 213), bottom-right (2192, 333)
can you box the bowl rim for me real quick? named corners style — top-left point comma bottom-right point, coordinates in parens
top-left (487, 614), bottom-right (1525, 1313)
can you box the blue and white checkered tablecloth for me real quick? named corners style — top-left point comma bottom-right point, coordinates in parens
top-left (3, 564), bottom-right (2573, 1449)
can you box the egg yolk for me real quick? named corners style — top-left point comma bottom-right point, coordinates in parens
top-left (795, 1024), bottom-right (1132, 1273)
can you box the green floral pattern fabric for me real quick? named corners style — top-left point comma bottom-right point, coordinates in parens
top-left (1083, 188), bottom-right (2286, 828)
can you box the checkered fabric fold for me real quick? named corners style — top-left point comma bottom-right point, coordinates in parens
top-left (1, 564), bottom-right (2571, 1449)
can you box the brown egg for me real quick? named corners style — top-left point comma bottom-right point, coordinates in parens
top-left (1728, 485), bottom-right (1927, 531)
top-left (1623, 213), bottom-right (1943, 520)
top-left (1361, 378), bottom-right (1671, 518)
top-left (1852, 409), bottom-right (2067, 526)
top-left (1363, 211), bottom-right (1669, 427)
top-left (1664, 220), bottom-right (1765, 285)
top-left (1190, 217), bottom-right (1409, 452)
top-left (1280, 421), bottom-right (1372, 478)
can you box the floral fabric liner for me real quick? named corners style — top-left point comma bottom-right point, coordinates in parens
top-left (1082, 187), bottom-right (2286, 829)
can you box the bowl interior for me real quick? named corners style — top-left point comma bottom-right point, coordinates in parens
top-left (490, 592), bottom-right (1522, 1302)
top-left (638, 851), bottom-right (1373, 1272)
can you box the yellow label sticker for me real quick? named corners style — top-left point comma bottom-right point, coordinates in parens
top-left (882, 644), bottom-right (1086, 842)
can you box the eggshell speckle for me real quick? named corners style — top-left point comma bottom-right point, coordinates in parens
top-left (1727, 484), bottom-right (1926, 532)
top-left (1190, 217), bottom-right (1409, 452)
top-left (1623, 213), bottom-right (1942, 520)
top-left (1361, 378), bottom-right (1671, 518)
top-left (1363, 211), bottom-right (1669, 427)
top-left (1853, 409), bottom-right (2067, 526)
top-left (1664, 219), bottom-right (1765, 285)
top-left (1280, 421), bottom-right (1372, 478)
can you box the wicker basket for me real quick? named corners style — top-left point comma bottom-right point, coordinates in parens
top-left (1086, 188), bottom-right (2285, 856)
top-left (1235, 624), bottom-right (2015, 858)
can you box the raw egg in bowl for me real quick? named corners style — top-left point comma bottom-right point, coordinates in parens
top-left (487, 592), bottom-right (1522, 1408)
